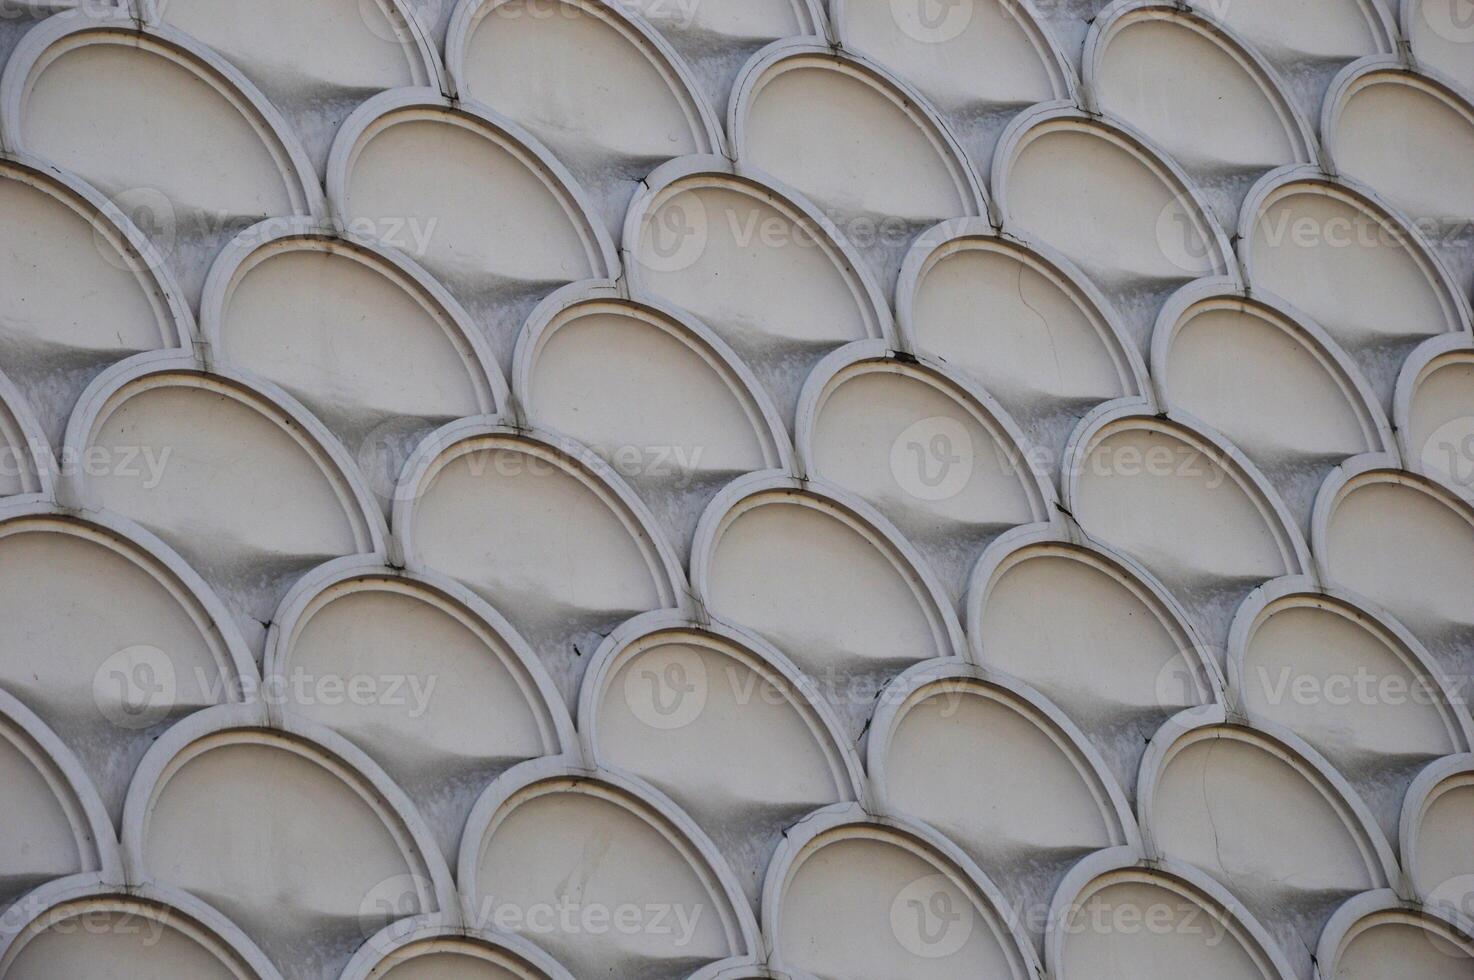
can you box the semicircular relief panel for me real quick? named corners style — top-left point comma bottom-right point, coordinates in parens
top-left (0, 5), bottom-right (1469, 979)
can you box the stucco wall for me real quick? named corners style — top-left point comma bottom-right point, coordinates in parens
top-left (0, 1), bottom-right (1473, 978)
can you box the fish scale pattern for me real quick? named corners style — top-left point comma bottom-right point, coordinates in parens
top-left (0, 0), bottom-right (1473, 978)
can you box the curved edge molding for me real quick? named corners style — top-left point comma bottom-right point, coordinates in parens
top-left (1083, 0), bottom-right (1319, 164)
top-left (0, 367), bottom-right (55, 501)
top-left (991, 101), bottom-right (1238, 279)
top-left (757, 800), bottom-right (1042, 979)
top-left (262, 554), bottom-right (577, 756)
top-left (1315, 888), bottom-right (1474, 974)
top-left (1060, 400), bottom-right (1315, 576)
top-left (512, 279), bottom-right (794, 473)
top-left (0, 873), bottom-right (285, 980)
top-left (1043, 845), bottom-right (1298, 980)
top-left (324, 87), bottom-right (620, 281)
top-left (1136, 703), bottom-right (1404, 887)
top-left (0, 689), bottom-right (123, 885)
top-left (1393, 333), bottom-right (1474, 482)
top-left (727, 38), bottom-right (989, 219)
top-left (1225, 574), bottom-right (1474, 750)
top-left (391, 417), bottom-right (689, 606)
top-left (0, 497), bottom-right (262, 697)
top-left (792, 338), bottom-right (1058, 520)
top-left (1236, 164), bottom-right (1474, 338)
top-left (1321, 54), bottom-right (1474, 178)
top-left (895, 217), bottom-right (1150, 399)
top-left (1, 151), bottom-right (196, 345)
top-left (456, 755), bottom-right (761, 958)
top-left (444, 0), bottom-right (726, 155)
top-left (574, 608), bottom-right (868, 803)
top-left (140, 0), bottom-right (450, 96)
top-left (965, 522), bottom-right (1227, 705)
top-left (864, 659), bottom-right (1143, 850)
top-left (1150, 275), bottom-right (1396, 453)
top-left (1310, 453), bottom-right (1474, 582)
top-left (59, 350), bottom-right (390, 556)
top-left (829, 0), bottom-right (1079, 102)
top-left (1399, 753), bottom-right (1474, 905)
top-left (118, 701), bottom-right (461, 925)
top-left (688, 469), bottom-right (969, 660)
top-left (620, 154), bottom-right (897, 346)
top-left (199, 215), bottom-right (507, 416)
top-left (0, 16), bottom-right (325, 217)
top-left (340, 916), bottom-right (576, 980)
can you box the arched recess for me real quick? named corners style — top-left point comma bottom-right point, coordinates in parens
top-left (263, 557), bottom-right (573, 865)
top-left (1239, 166), bottom-right (1473, 409)
top-left (621, 0), bottom-right (824, 114)
top-left (1401, 755), bottom-right (1474, 917)
top-left (729, 40), bottom-right (987, 298)
top-left (513, 282), bottom-right (791, 559)
top-left (1227, 577), bottom-right (1473, 838)
top-left (61, 353), bottom-right (386, 653)
top-left (760, 803), bottom-right (1040, 980)
top-left (622, 155), bottom-right (894, 428)
top-left (966, 524), bottom-right (1222, 799)
top-left (896, 219), bottom-right (1148, 472)
top-left (340, 920), bottom-right (575, 980)
top-left (0, 501), bottom-right (257, 822)
top-left (1323, 59), bottom-right (1474, 287)
top-left (392, 420), bottom-right (686, 710)
top-left (199, 217), bottom-right (504, 513)
top-left (445, 0), bottom-right (724, 234)
top-left (0, 368), bottom-right (50, 502)
top-left (1152, 279), bottom-right (1392, 531)
top-left (0, 154), bottom-right (190, 447)
top-left (0, 691), bottom-right (121, 909)
top-left (1083, 2), bottom-right (1316, 224)
top-left (866, 662), bottom-right (1139, 947)
top-left (1138, 707), bottom-right (1401, 977)
top-left (121, 704), bottom-right (458, 979)
top-left (830, 0), bottom-right (1073, 174)
top-left (326, 88), bottom-right (617, 371)
top-left (1402, 0), bottom-right (1474, 99)
top-left (143, 0), bottom-right (442, 176)
top-left (1062, 403), bottom-right (1312, 646)
top-left (1045, 848), bottom-right (1297, 980)
top-left (1311, 456), bottom-right (1474, 676)
top-left (0, 874), bottom-right (283, 980)
top-left (992, 104), bottom-right (1235, 354)
top-left (794, 340), bottom-right (1055, 600)
top-left (1316, 891), bottom-right (1474, 979)
top-left (458, 760), bottom-right (759, 979)
top-left (1396, 335), bottom-right (1474, 498)
top-left (0, 17), bottom-right (324, 310)
top-left (1194, 0), bottom-right (1394, 125)
top-left (576, 610), bottom-right (864, 906)
top-left (689, 471), bottom-right (966, 738)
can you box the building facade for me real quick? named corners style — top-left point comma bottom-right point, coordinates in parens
top-left (0, 0), bottom-right (1473, 977)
